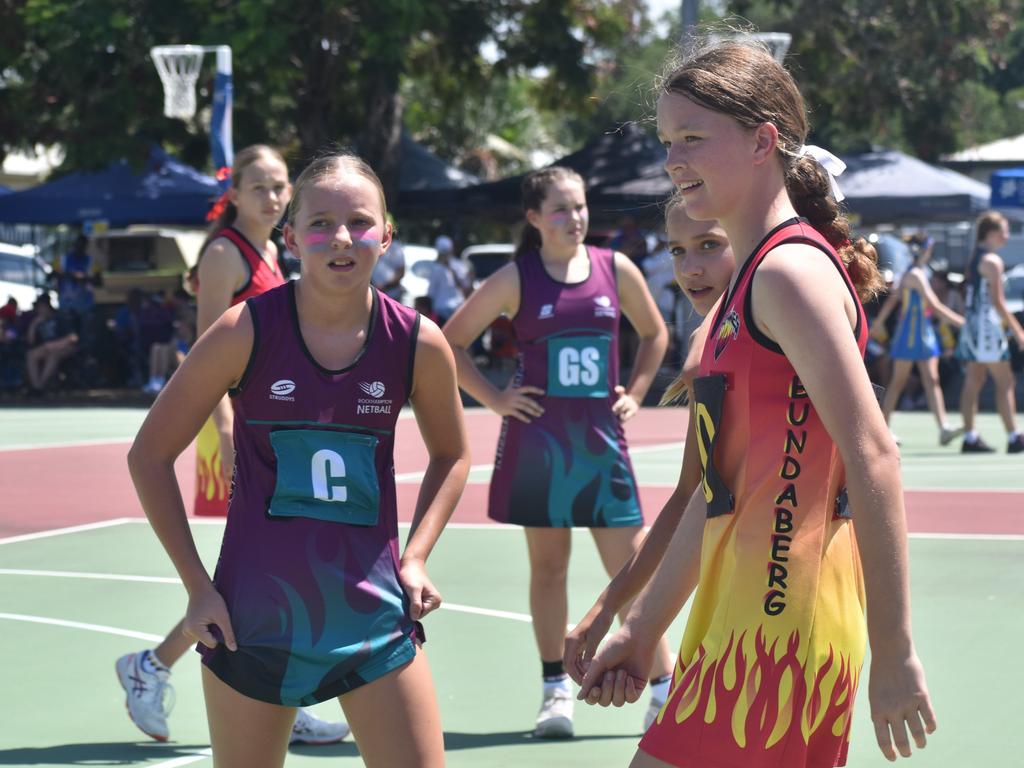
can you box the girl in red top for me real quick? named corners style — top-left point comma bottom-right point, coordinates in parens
top-left (578, 40), bottom-right (935, 767)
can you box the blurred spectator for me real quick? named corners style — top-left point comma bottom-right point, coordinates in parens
top-left (413, 295), bottom-right (440, 325)
top-left (372, 217), bottom-right (407, 301)
top-left (24, 294), bottom-right (78, 394)
top-left (114, 289), bottom-right (144, 386)
top-left (0, 297), bottom-right (24, 389)
top-left (55, 234), bottom-right (95, 315)
top-left (609, 215), bottom-right (649, 266)
top-left (427, 234), bottom-right (472, 324)
top-left (138, 292), bottom-right (176, 394)
top-left (0, 296), bottom-right (17, 324)
top-left (642, 233), bottom-right (681, 364)
top-left (173, 312), bottom-right (197, 367)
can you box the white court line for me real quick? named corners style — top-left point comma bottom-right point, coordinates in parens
top-left (0, 517), bottom-right (135, 546)
top-left (146, 749), bottom-right (213, 768)
top-left (0, 612), bottom-right (162, 642)
top-left (437, 602), bottom-right (531, 623)
top-left (0, 568), bottom-right (181, 583)
top-left (0, 570), bottom-right (536, 623)
top-left (0, 437), bottom-right (135, 452)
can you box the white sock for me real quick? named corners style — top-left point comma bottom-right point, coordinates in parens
top-left (649, 675), bottom-right (672, 704)
top-left (1009, 431), bottom-right (1022, 442)
top-left (543, 676), bottom-right (571, 695)
top-left (965, 430), bottom-right (980, 442)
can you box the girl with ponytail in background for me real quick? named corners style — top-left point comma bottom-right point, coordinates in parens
top-left (578, 40), bottom-right (936, 767)
top-left (443, 167), bottom-right (677, 738)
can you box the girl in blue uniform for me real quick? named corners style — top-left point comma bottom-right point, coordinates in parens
top-left (870, 236), bottom-right (965, 445)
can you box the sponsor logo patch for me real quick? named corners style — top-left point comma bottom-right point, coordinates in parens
top-left (270, 379), bottom-right (296, 401)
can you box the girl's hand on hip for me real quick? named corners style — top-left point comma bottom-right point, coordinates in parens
top-left (612, 386), bottom-right (639, 422)
top-left (492, 385), bottom-right (545, 423)
top-left (185, 584), bottom-right (237, 652)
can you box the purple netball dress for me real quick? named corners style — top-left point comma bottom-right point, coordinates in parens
top-left (488, 247), bottom-right (642, 527)
top-left (199, 281), bottom-right (421, 706)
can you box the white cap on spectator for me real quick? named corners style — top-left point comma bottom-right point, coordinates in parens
top-left (434, 235), bottom-right (454, 254)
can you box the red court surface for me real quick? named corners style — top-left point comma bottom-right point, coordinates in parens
top-left (1, 408), bottom-right (1020, 538)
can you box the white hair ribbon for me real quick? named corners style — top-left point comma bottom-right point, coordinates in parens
top-left (798, 144), bottom-right (846, 202)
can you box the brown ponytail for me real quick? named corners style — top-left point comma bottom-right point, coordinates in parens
top-left (784, 155), bottom-right (883, 302)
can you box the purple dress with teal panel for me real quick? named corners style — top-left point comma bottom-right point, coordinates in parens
top-left (199, 282), bottom-right (421, 706)
top-left (488, 247), bottom-right (642, 528)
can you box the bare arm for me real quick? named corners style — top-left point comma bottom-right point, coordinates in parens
top-left (196, 240), bottom-right (249, 475)
top-left (980, 255), bottom-right (1024, 347)
top-left (754, 245), bottom-right (935, 760)
top-left (443, 263), bottom-right (544, 422)
top-left (565, 405), bottom-right (703, 681)
top-left (907, 270), bottom-right (964, 327)
top-left (401, 318), bottom-right (472, 618)
top-left (870, 283), bottom-right (901, 338)
top-left (127, 304), bottom-right (253, 649)
top-left (615, 252), bottom-right (669, 413)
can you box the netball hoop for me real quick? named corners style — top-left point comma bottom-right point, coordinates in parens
top-left (151, 45), bottom-right (207, 119)
top-left (751, 32), bottom-right (792, 64)
top-left (710, 31), bottom-right (792, 64)
top-left (151, 44), bottom-right (234, 168)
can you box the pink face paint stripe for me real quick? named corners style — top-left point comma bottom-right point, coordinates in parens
top-left (304, 233), bottom-right (330, 245)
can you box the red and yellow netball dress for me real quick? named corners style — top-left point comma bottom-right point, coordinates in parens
top-left (194, 227), bottom-right (285, 517)
top-left (640, 219), bottom-right (869, 768)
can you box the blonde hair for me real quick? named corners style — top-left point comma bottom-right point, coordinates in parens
top-left (287, 152), bottom-right (388, 225)
top-left (659, 193), bottom-right (691, 407)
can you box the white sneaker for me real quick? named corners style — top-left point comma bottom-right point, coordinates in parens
top-left (534, 686), bottom-right (574, 739)
top-left (643, 697), bottom-right (666, 731)
top-left (115, 651), bottom-right (174, 742)
top-left (939, 425), bottom-right (965, 446)
top-left (289, 707), bottom-right (350, 745)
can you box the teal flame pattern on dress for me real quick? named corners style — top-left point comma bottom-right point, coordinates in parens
top-left (537, 408), bottom-right (639, 527)
top-left (269, 533), bottom-right (407, 705)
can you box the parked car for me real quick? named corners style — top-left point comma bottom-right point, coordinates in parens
top-left (1005, 264), bottom-right (1024, 315)
top-left (460, 243), bottom-right (515, 289)
top-left (0, 242), bottom-right (52, 310)
top-left (400, 244), bottom-right (438, 306)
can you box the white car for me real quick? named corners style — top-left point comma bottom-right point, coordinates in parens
top-left (0, 242), bottom-right (51, 310)
top-left (460, 243), bottom-right (515, 289)
top-left (399, 244), bottom-right (438, 306)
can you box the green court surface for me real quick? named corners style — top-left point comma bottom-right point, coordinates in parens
top-left (1, 407), bottom-right (1022, 767)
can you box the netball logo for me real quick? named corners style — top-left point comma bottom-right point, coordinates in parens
top-left (357, 380), bottom-right (392, 414)
top-left (593, 295), bottom-right (616, 318)
top-left (269, 379), bottom-right (296, 401)
top-left (359, 381), bottom-right (386, 398)
top-left (714, 310), bottom-right (741, 359)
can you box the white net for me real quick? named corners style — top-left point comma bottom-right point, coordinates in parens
top-left (151, 45), bottom-right (206, 119)
top-left (710, 32), bottom-right (792, 64)
top-left (749, 32), bottom-right (792, 64)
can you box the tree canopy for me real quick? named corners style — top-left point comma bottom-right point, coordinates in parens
top-left (2, 0), bottom-right (1024, 197)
